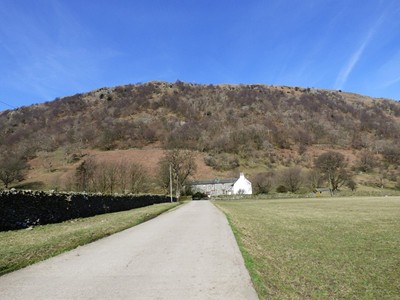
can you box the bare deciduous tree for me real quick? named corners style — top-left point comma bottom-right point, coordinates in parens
top-left (280, 167), bottom-right (302, 193)
top-left (105, 162), bottom-right (118, 194)
top-left (305, 169), bottom-right (324, 191)
top-left (382, 145), bottom-right (400, 165)
top-left (74, 158), bottom-right (149, 194)
top-left (315, 151), bottom-right (351, 195)
top-left (75, 157), bottom-right (97, 192)
top-left (346, 178), bottom-right (357, 191)
top-left (251, 172), bottom-right (274, 194)
top-left (0, 153), bottom-right (28, 188)
top-left (159, 149), bottom-right (197, 198)
top-left (127, 163), bottom-right (149, 194)
top-left (357, 150), bottom-right (376, 172)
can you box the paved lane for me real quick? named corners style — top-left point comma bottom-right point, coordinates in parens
top-left (0, 201), bottom-right (258, 299)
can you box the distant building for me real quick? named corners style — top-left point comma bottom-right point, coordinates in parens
top-left (190, 173), bottom-right (252, 196)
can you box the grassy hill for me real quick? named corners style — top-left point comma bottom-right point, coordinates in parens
top-left (1, 81), bottom-right (400, 192)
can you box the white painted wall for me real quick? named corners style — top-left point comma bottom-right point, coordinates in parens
top-left (233, 173), bottom-right (252, 195)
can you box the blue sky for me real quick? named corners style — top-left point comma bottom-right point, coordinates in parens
top-left (1, 0), bottom-right (400, 111)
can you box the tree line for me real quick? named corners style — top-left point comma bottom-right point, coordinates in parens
top-left (0, 149), bottom-right (197, 195)
top-left (253, 151), bottom-right (356, 196)
top-left (72, 158), bottom-right (150, 194)
top-left (1, 148), bottom-right (400, 195)
top-left (71, 149), bottom-right (197, 196)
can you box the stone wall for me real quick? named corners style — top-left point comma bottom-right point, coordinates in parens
top-left (0, 190), bottom-right (176, 231)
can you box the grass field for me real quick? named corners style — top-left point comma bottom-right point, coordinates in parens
top-left (215, 197), bottom-right (400, 299)
top-left (0, 202), bottom-right (179, 276)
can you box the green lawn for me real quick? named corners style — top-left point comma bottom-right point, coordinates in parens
top-left (215, 197), bottom-right (400, 299)
top-left (0, 202), bottom-right (179, 276)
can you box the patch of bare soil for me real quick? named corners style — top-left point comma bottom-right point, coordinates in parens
top-left (84, 148), bottom-right (221, 179)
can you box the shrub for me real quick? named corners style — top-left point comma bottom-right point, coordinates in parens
top-left (204, 153), bottom-right (239, 171)
top-left (382, 145), bottom-right (400, 165)
top-left (279, 167), bottom-right (302, 193)
top-left (276, 185), bottom-right (288, 193)
top-left (357, 151), bottom-right (376, 172)
top-left (192, 192), bottom-right (208, 200)
top-left (346, 179), bottom-right (357, 191)
top-left (252, 172), bottom-right (274, 194)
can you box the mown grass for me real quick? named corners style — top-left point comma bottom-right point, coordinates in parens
top-left (215, 197), bottom-right (400, 299)
top-left (0, 202), bottom-right (179, 276)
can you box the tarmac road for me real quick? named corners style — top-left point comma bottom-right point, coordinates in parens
top-left (0, 201), bottom-right (258, 299)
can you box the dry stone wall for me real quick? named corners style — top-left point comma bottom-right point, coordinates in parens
top-left (0, 190), bottom-right (176, 231)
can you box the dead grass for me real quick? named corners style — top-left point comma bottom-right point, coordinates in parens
top-left (0, 202), bottom-right (179, 276)
top-left (215, 197), bottom-right (400, 299)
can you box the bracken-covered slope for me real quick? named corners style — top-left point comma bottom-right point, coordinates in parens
top-left (1, 81), bottom-right (400, 172)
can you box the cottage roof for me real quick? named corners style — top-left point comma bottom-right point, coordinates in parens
top-left (190, 178), bottom-right (237, 185)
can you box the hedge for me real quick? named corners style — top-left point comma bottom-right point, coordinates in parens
top-left (0, 190), bottom-right (176, 231)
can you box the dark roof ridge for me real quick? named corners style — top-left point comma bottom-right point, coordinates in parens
top-left (190, 178), bottom-right (237, 185)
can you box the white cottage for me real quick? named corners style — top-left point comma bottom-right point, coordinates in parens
top-left (233, 173), bottom-right (252, 195)
top-left (190, 172), bottom-right (252, 196)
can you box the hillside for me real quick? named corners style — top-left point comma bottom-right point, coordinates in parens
top-left (1, 81), bottom-right (400, 191)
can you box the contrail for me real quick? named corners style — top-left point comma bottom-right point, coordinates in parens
top-left (334, 15), bottom-right (384, 90)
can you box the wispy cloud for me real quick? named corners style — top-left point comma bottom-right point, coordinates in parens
top-left (334, 15), bottom-right (384, 90)
top-left (0, 1), bottom-right (120, 103)
top-left (383, 75), bottom-right (400, 88)
top-left (377, 50), bottom-right (400, 89)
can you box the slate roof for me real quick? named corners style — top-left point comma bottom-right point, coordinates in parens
top-left (190, 178), bottom-right (237, 185)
